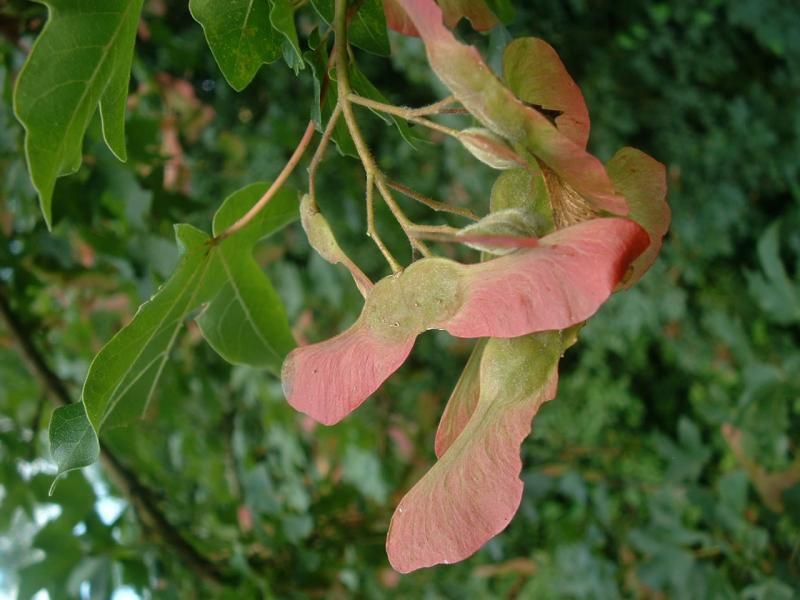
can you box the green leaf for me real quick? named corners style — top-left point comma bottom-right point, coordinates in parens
top-left (746, 222), bottom-right (800, 325)
top-left (13, 0), bottom-right (145, 227)
top-left (270, 0), bottom-right (304, 72)
top-left (348, 0), bottom-right (390, 56)
top-left (50, 183), bottom-right (300, 473)
top-left (311, 0), bottom-right (390, 56)
top-left (483, 0), bottom-right (516, 23)
top-left (48, 403), bottom-right (99, 494)
top-left (348, 62), bottom-right (419, 148)
top-left (82, 223), bottom-right (222, 433)
top-left (197, 183), bottom-right (299, 372)
top-left (190, 0), bottom-right (282, 91)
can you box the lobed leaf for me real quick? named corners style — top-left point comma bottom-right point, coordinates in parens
top-left (13, 0), bottom-right (145, 227)
top-left (50, 183), bottom-right (298, 473)
top-left (396, 0), bottom-right (627, 215)
top-left (746, 223), bottom-right (800, 325)
top-left (82, 223), bottom-right (222, 434)
top-left (190, 0), bottom-right (282, 91)
top-left (387, 332), bottom-right (571, 572)
top-left (197, 183), bottom-right (299, 371)
top-left (282, 218), bottom-right (648, 424)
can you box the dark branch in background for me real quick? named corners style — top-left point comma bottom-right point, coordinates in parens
top-left (0, 286), bottom-right (238, 587)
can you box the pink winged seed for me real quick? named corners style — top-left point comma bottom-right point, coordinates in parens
top-left (434, 339), bottom-right (485, 458)
top-left (397, 0), bottom-right (628, 215)
top-left (281, 322), bottom-right (415, 426)
top-left (503, 37), bottom-right (590, 148)
top-left (606, 147), bottom-right (671, 288)
top-left (387, 364), bottom-right (561, 573)
top-left (282, 218), bottom-right (648, 426)
top-left (444, 218), bottom-right (650, 338)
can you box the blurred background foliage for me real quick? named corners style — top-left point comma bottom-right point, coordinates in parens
top-left (1, 0), bottom-right (799, 598)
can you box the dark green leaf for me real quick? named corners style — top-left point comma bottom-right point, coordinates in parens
top-left (348, 62), bottom-right (419, 148)
top-left (13, 0), bottom-right (145, 227)
top-left (190, 0), bottom-right (282, 91)
top-left (311, 0), bottom-right (390, 56)
top-left (270, 0), bottom-right (304, 72)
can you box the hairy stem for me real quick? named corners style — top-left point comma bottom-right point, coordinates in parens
top-left (347, 94), bottom-right (462, 139)
top-left (385, 179), bottom-right (479, 221)
top-left (334, 0), bottom-right (431, 261)
top-left (308, 103), bottom-right (343, 204)
top-left (216, 120), bottom-right (316, 242)
top-left (366, 173), bottom-right (402, 272)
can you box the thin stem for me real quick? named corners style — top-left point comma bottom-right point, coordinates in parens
top-left (348, 94), bottom-right (462, 139)
top-left (216, 120), bottom-right (316, 242)
top-left (308, 102), bottom-right (343, 204)
top-left (407, 223), bottom-right (461, 236)
top-left (406, 95), bottom-right (458, 117)
top-left (385, 179), bottom-right (479, 221)
top-left (375, 178), bottom-right (432, 257)
top-left (334, 0), bottom-right (430, 263)
top-left (366, 173), bottom-right (402, 272)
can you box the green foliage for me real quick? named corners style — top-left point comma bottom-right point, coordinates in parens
top-left (189, 0), bottom-right (282, 91)
top-left (13, 0), bottom-right (144, 227)
top-left (1, 0), bottom-right (799, 597)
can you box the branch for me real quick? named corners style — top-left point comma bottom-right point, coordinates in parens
top-left (0, 286), bottom-right (237, 587)
top-left (215, 120), bottom-right (317, 242)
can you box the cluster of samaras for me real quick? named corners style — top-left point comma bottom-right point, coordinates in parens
top-left (283, 0), bottom-right (670, 572)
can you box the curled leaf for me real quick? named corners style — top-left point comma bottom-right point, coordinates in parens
top-left (396, 0), bottom-right (627, 215)
top-left (13, 0), bottom-right (145, 226)
top-left (606, 148), bottom-right (670, 287)
top-left (387, 332), bottom-right (568, 572)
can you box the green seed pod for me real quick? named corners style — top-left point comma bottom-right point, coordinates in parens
top-left (458, 127), bottom-right (523, 170)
